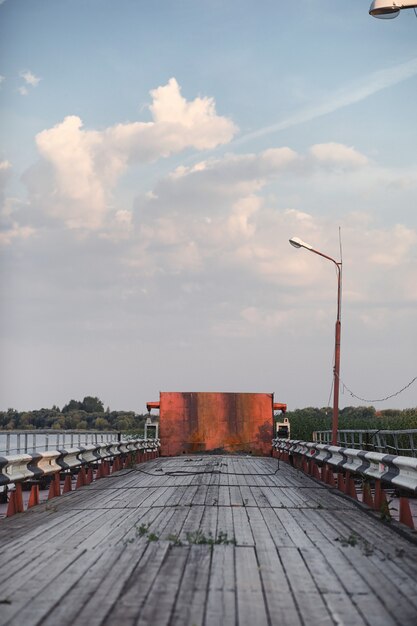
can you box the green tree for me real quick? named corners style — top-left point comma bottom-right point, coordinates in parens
top-left (62, 399), bottom-right (82, 413)
top-left (82, 396), bottom-right (104, 413)
top-left (94, 417), bottom-right (110, 430)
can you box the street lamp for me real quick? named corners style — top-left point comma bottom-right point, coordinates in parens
top-left (369, 0), bottom-right (417, 18)
top-left (289, 236), bottom-right (342, 446)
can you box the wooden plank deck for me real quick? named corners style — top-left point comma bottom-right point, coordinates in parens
top-left (0, 455), bottom-right (417, 626)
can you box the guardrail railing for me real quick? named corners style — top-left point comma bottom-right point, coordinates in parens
top-left (313, 429), bottom-right (417, 457)
top-left (273, 437), bottom-right (416, 531)
top-left (0, 438), bottom-right (160, 517)
top-left (0, 430), bottom-right (124, 456)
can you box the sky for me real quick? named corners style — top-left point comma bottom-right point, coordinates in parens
top-left (1, 0), bottom-right (417, 413)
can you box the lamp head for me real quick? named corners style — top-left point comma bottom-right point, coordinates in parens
top-left (369, 0), bottom-right (400, 17)
top-left (289, 236), bottom-right (313, 250)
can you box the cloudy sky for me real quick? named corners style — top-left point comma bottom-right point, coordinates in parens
top-left (1, 0), bottom-right (417, 413)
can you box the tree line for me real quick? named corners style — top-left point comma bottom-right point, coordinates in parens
top-left (0, 396), bottom-right (149, 432)
top-left (2, 397), bottom-right (417, 438)
top-left (285, 405), bottom-right (417, 442)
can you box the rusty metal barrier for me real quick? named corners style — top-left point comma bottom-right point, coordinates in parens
top-left (0, 438), bottom-right (160, 517)
top-left (272, 438), bottom-right (417, 530)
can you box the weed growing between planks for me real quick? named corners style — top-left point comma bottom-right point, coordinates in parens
top-left (185, 530), bottom-right (236, 545)
top-left (335, 532), bottom-right (374, 556)
top-left (126, 522), bottom-right (236, 546)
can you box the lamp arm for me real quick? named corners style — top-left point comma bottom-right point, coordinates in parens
top-left (309, 248), bottom-right (342, 322)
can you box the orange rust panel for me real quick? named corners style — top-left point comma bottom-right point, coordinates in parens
top-left (273, 403), bottom-right (287, 413)
top-left (146, 401), bottom-right (160, 412)
top-left (159, 392), bottom-right (274, 457)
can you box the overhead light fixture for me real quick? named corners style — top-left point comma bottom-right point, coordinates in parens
top-left (289, 237), bottom-right (313, 250)
top-left (369, 0), bottom-right (417, 18)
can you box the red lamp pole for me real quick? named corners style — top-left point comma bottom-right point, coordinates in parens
top-left (289, 238), bottom-right (342, 446)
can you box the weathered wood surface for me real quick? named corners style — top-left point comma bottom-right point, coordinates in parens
top-left (0, 455), bottom-right (417, 625)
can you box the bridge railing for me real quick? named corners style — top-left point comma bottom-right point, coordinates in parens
top-left (272, 437), bottom-right (416, 530)
top-left (0, 430), bottom-right (124, 456)
top-left (0, 438), bottom-right (160, 517)
top-left (313, 429), bottom-right (417, 457)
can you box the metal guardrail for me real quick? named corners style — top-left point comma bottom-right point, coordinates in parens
top-left (0, 438), bottom-right (160, 487)
top-left (272, 437), bottom-right (417, 529)
top-left (0, 438), bottom-right (161, 517)
top-left (0, 430), bottom-right (122, 455)
top-left (313, 429), bottom-right (417, 457)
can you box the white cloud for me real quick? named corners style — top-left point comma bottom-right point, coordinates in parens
top-left (310, 143), bottom-right (368, 168)
top-left (18, 86), bottom-right (28, 96)
top-left (0, 222), bottom-right (35, 246)
top-left (0, 159), bottom-right (12, 201)
top-left (29, 78), bottom-right (237, 229)
top-left (367, 224), bottom-right (416, 267)
top-left (0, 160), bottom-right (11, 172)
top-left (20, 70), bottom-right (41, 87)
top-left (0, 75), bottom-right (5, 85)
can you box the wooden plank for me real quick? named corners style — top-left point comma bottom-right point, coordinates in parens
top-left (239, 485), bottom-right (257, 507)
top-left (199, 504), bottom-right (218, 540)
top-left (170, 544), bottom-right (211, 626)
top-left (257, 547), bottom-right (302, 626)
top-left (298, 547), bottom-right (368, 626)
top-left (205, 544), bottom-right (236, 626)
top-left (232, 506), bottom-right (254, 546)
top-left (218, 485), bottom-right (231, 506)
top-left (332, 542), bottom-right (417, 625)
top-left (0, 547), bottom-right (59, 599)
top-left (0, 547), bottom-right (93, 624)
top-left (179, 503), bottom-right (206, 542)
top-left (245, 506), bottom-right (275, 550)
top-left (229, 485), bottom-right (244, 507)
top-left (235, 546), bottom-right (268, 626)
top-left (103, 542), bottom-right (170, 626)
top-left (160, 506), bottom-right (190, 541)
top-left (136, 546), bottom-right (189, 626)
top-left (216, 504), bottom-right (235, 543)
top-left (259, 506), bottom-right (296, 548)
top-left (192, 484), bottom-right (208, 505)
top-left (311, 539), bottom-right (408, 626)
top-left (274, 509), bottom-right (314, 548)
top-left (40, 542), bottom-right (148, 626)
top-left (206, 484), bottom-right (220, 506)
top-left (279, 546), bottom-right (334, 625)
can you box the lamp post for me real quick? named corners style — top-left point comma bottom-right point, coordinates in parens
top-left (369, 0), bottom-right (417, 18)
top-left (289, 236), bottom-right (342, 446)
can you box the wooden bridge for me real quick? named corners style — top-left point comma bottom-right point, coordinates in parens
top-left (1, 454), bottom-right (417, 626)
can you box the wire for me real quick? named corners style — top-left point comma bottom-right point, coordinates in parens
top-left (104, 463), bottom-right (281, 478)
top-left (336, 373), bottom-right (417, 403)
top-left (158, 469), bottom-right (280, 477)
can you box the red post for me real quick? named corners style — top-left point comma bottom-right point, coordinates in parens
top-left (6, 484), bottom-right (24, 516)
top-left (363, 482), bottom-right (374, 508)
top-left (48, 474), bottom-right (61, 499)
top-left (332, 319), bottom-right (341, 446)
top-left (76, 468), bottom-right (86, 489)
top-left (63, 475), bottom-right (72, 493)
top-left (28, 484), bottom-right (40, 507)
top-left (399, 497), bottom-right (414, 529)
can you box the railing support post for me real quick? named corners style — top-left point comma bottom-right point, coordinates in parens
top-left (399, 497), bottom-right (414, 529)
top-left (28, 484), bottom-right (40, 508)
